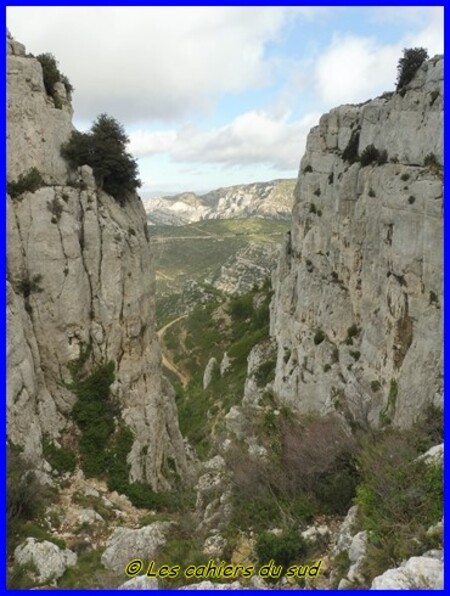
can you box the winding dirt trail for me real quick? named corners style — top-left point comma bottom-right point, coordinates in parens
top-left (157, 314), bottom-right (189, 387)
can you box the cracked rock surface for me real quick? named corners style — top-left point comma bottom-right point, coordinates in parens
top-left (7, 34), bottom-right (191, 489)
top-left (270, 56), bottom-right (443, 428)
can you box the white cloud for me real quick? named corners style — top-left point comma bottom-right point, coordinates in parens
top-left (6, 6), bottom-right (321, 125)
top-left (129, 110), bottom-right (320, 170)
top-left (314, 9), bottom-right (443, 106)
top-left (314, 35), bottom-right (399, 105)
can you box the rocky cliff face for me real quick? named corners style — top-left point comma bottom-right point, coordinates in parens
top-left (7, 34), bottom-right (190, 489)
top-left (270, 56), bottom-right (443, 429)
top-left (145, 179), bottom-right (295, 226)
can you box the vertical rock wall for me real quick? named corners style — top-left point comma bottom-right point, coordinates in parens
top-left (270, 57), bottom-right (443, 428)
top-left (7, 34), bottom-right (191, 489)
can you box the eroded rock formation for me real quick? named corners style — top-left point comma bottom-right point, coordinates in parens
top-left (7, 33), bottom-right (190, 489)
top-left (270, 56), bottom-right (443, 428)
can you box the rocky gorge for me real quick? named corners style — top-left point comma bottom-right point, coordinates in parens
top-left (6, 31), bottom-right (443, 591)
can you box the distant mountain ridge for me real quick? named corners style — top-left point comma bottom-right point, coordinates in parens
top-left (144, 178), bottom-right (295, 226)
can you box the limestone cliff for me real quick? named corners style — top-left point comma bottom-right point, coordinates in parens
top-left (145, 179), bottom-right (295, 226)
top-left (270, 56), bottom-right (443, 428)
top-left (7, 34), bottom-right (190, 489)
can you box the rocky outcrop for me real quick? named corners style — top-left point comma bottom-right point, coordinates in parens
top-left (101, 522), bottom-right (173, 572)
top-left (203, 357), bottom-right (218, 389)
top-left (206, 242), bottom-right (281, 295)
top-left (7, 35), bottom-right (191, 489)
top-left (371, 552), bottom-right (443, 589)
top-left (145, 179), bottom-right (295, 226)
top-left (7, 31), bottom-right (73, 184)
top-left (120, 576), bottom-right (159, 589)
top-left (14, 538), bottom-right (77, 583)
top-left (270, 56), bottom-right (443, 428)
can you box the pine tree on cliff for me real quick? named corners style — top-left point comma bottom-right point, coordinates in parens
top-left (396, 47), bottom-right (429, 92)
top-left (61, 113), bottom-right (141, 204)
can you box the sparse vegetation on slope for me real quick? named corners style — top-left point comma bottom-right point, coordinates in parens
top-left (160, 281), bottom-right (272, 458)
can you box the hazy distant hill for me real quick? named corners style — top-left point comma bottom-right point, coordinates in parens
top-left (145, 179), bottom-right (295, 226)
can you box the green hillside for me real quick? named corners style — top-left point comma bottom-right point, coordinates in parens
top-left (150, 218), bottom-right (290, 324)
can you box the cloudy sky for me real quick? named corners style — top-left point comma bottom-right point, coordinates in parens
top-left (7, 6), bottom-right (443, 196)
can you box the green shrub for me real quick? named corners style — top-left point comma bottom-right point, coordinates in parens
top-left (229, 293), bottom-right (254, 321)
top-left (103, 423), bottom-right (134, 490)
top-left (8, 447), bottom-right (45, 526)
top-left (69, 361), bottom-right (117, 477)
top-left (47, 197), bottom-right (63, 222)
top-left (7, 168), bottom-right (44, 199)
top-left (350, 350), bottom-right (361, 361)
top-left (229, 492), bottom-right (283, 532)
top-left (347, 324), bottom-right (359, 339)
top-left (360, 144), bottom-right (380, 167)
top-left (429, 90), bottom-right (439, 106)
top-left (42, 435), bottom-right (76, 474)
top-left (254, 359), bottom-right (276, 387)
top-left (368, 188), bottom-right (376, 198)
top-left (303, 165), bottom-right (313, 173)
top-left (16, 273), bottom-right (43, 299)
top-left (396, 48), bottom-right (429, 91)
top-left (408, 195), bottom-right (416, 204)
top-left (424, 152), bottom-right (440, 169)
top-left (255, 529), bottom-right (307, 567)
top-left (313, 329), bottom-right (325, 345)
top-left (36, 53), bottom-right (73, 99)
top-left (400, 172), bottom-right (410, 181)
top-left (342, 129), bottom-right (360, 164)
top-left (61, 113), bottom-right (141, 204)
top-left (370, 380), bottom-right (381, 392)
top-left (7, 446), bottom-right (57, 552)
top-left (356, 430), bottom-right (442, 581)
top-left (331, 550), bottom-right (351, 588)
top-left (313, 452), bottom-right (359, 515)
top-left (388, 379), bottom-right (398, 404)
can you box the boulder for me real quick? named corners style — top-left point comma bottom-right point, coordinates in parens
top-left (371, 554), bottom-right (443, 589)
top-left (120, 575), bottom-right (159, 589)
top-left (101, 522), bottom-right (173, 572)
top-left (14, 538), bottom-right (77, 583)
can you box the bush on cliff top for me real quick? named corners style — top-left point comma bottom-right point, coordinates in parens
top-left (36, 53), bottom-right (73, 100)
top-left (396, 47), bottom-right (429, 91)
top-left (61, 113), bottom-right (141, 203)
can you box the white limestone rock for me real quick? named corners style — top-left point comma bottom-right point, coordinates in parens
top-left (179, 580), bottom-right (243, 589)
top-left (333, 505), bottom-right (359, 555)
top-left (302, 524), bottom-right (330, 544)
top-left (220, 352), bottom-right (231, 376)
top-left (101, 522), bottom-right (173, 572)
top-left (270, 56), bottom-right (443, 429)
top-left (203, 357), bottom-right (218, 390)
top-left (347, 531), bottom-right (368, 583)
top-left (417, 443), bottom-right (443, 465)
top-left (202, 533), bottom-right (227, 558)
top-left (14, 538), bottom-right (77, 583)
top-left (145, 180), bottom-right (295, 226)
top-left (6, 33), bottom-right (192, 489)
top-left (371, 554), bottom-right (443, 589)
top-left (77, 508), bottom-right (104, 524)
top-left (120, 575), bottom-right (159, 589)
top-left (7, 37), bottom-right (73, 184)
